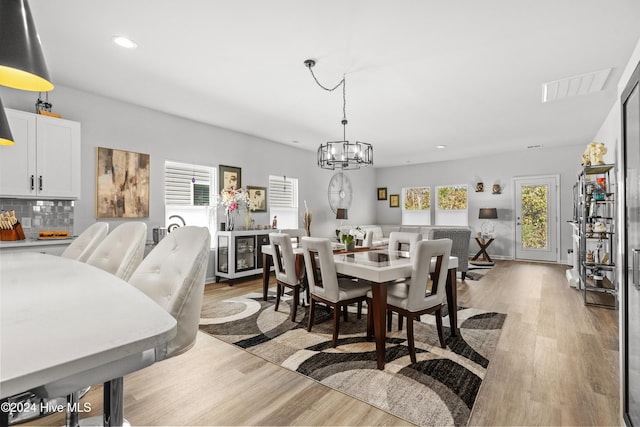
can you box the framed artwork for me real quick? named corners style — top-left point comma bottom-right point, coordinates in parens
top-left (403, 187), bottom-right (430, 210)
top-left (96, 147), bottom-right (150, 218)
top-left (389, 194), bottom-right (400, 208)
top-left (247, 186), bottom-right (267, 212)
top-left (377, 187), bottom-right (387, 200)
top-left (219, 165), bottom-right (241, 191)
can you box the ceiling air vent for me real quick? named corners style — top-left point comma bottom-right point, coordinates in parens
top-left (542, 68), bottom-right (611, 103)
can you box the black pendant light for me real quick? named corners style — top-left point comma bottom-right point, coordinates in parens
top-left (0, 0), bottom-right (54, 91)
top-left (0, 97), bottom-right (14, 145)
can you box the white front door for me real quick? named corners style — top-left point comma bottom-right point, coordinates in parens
top-left (514, 176), bottom-right (559, 262)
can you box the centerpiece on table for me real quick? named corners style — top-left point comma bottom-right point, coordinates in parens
top-left (220, 187), bottom-right (256, 230)
top-left (335, 226), bottom-right (366, 251)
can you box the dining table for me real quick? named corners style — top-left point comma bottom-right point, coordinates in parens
top-left (0, 252), bottom-right (177, 426)
top-left (261, 243), bottom-right (459, 370)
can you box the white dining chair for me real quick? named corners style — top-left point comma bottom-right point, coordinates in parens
top-left (277, 228), bottom-right (306, 244)
top-left (302, 237), bottom-right (370, 347)
top-left (61, 222), bottom-right (109, 262)
top-left (367, 239), bottom-right (452, 364)
top-left (31, 226), bottom-right (211, 426)
top-left (362, 229), bottom-right (374, 247)
top-left (86, 221), bottom-right (147, 280)
top-left (388, 231), bottom-right (423, 254)
top-left (270, 232), bottom-right (306, 321)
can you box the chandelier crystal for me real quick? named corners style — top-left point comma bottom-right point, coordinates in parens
top-left (304, 59), bottom-right (373, 170)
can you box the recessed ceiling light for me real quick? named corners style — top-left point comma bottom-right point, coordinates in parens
top-left (436, 145), bottom-right (446, 149)
top-left (113, 36), bottom-right (138, 49)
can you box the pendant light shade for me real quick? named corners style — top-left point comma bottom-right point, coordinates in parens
top-left (0, 98), bottom-right (15, 146)
top-left (0, 0), bottom-right (54, 92)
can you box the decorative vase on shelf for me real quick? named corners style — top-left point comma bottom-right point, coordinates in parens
top-left (244, 210), bottom-right (252, 229)
top-left (226, 210), bottom-right (234, 231)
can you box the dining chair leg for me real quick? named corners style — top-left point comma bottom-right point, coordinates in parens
top-left (435, 308), bottom-right (446, 348)
top-left (307, 300), bottom-right (315, 332)
top-left (387, 310), bottom-right (393, 332)
top-left (357, 300), bottom-right (362, 319)
top-left (398, 314), bottom-right (404, 331)
top-left (291, 286), bottom-right (299, 322)
top-left (366, 299), bottom-right (373, 340)
top-left (332, 304), bottom-right (340, 347)
top-left (406, 315), bottom-right (417, 364)
top-left (343, 305), bottom-right (348, 322)
top-left (275, 283), bottom-right (282, 312)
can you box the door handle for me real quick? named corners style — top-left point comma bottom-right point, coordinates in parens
top-left (39, 176), bottom-right (43, 191)
top-left (633, 249), bottom-right (640, 288)
top-left (30, 175), bottom-right (35, 191)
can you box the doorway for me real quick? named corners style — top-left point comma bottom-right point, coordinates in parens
top-left (514, 175), bottom-right (559, 262)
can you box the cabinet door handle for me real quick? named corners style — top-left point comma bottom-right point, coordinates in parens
top-left (39, 176), bottom-right (43, 191)
top-left (633, 249), bottom-right (640, 288)
top-left (30, 175), bottom-right (35, 191)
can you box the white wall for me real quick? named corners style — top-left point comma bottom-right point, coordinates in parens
top-left (0, 85), bottom-right (377, 280)
top-left (374, 144), bottom-right (587, 261)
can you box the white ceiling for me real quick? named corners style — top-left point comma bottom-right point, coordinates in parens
top-left (29, 0), bottom-right (640, 167)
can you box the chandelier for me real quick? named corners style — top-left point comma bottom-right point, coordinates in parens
top-left (304, 59), bottom-right (373, 170)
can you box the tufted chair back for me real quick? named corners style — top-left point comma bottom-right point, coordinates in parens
top-left (61, 222), bottom-right (109, 262)
top-left (86, 222), bottom-right (147, 281)
top-left (129, 226), bottom-right (210, 358)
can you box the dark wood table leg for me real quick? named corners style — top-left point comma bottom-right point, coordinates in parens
top-left (369, 281), bottom-right (387, 370)
top-left (262, 253), bottom-right (271, 301)
top-left (446, 267), bottom-right (458, 337)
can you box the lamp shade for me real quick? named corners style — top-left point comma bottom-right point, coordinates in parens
top-left (479, 208), bottom-right (498, 219)
top-left (0, 98), bottom-right (15, 146)
top-left (336, 208), bottom-right (348, 220)
top-left (0, 0), bottom-right (54, 92)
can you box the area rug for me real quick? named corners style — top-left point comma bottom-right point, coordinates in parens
top-left (199, 289), bottom-right (506, 427)
top-left (465, 264), bottom-right (494, 282)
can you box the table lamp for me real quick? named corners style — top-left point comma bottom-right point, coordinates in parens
top-left (479, 208), bottom-right (498, 238)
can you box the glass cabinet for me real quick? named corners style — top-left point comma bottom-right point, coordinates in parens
top-left (215, 231), bottom-right (270, 282)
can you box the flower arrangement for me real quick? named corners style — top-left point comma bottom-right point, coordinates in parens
top-left (220, 188), bottom-right (256, 230)
top-left (220, 187), bottom-right (255, 213)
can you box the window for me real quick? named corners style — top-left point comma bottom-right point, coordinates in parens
top-left (401, 187), bottom-right (431, 225)
top-left (164, 161), bottom-right (216, 246)
top-left (435, 184), bottom-right (468, 226)
top-left (269, 175), bottom-right (298, 229)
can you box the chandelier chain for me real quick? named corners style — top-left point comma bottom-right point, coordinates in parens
top-left (306, 65), bottom-right (347, 122)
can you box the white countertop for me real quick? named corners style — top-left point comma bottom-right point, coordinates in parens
top-left (0, 252), bottom-right (177, 399)
top-left (0, 238), bottom-right (75, 249)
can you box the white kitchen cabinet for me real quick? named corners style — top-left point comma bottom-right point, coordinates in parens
top-left (0, 109), bottom-right (81, 199)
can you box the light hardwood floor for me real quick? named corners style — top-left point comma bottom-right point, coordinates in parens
top-left (30, 260), bottom-right (619, 426)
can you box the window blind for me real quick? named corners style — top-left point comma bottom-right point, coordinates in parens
top-left (165, 161), bottom-right (212, 206)
top-left (268, 175), bottom-right (298, 208)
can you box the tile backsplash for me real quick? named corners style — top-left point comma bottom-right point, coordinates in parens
top-left (0, 199), bottom-right (74, 239)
